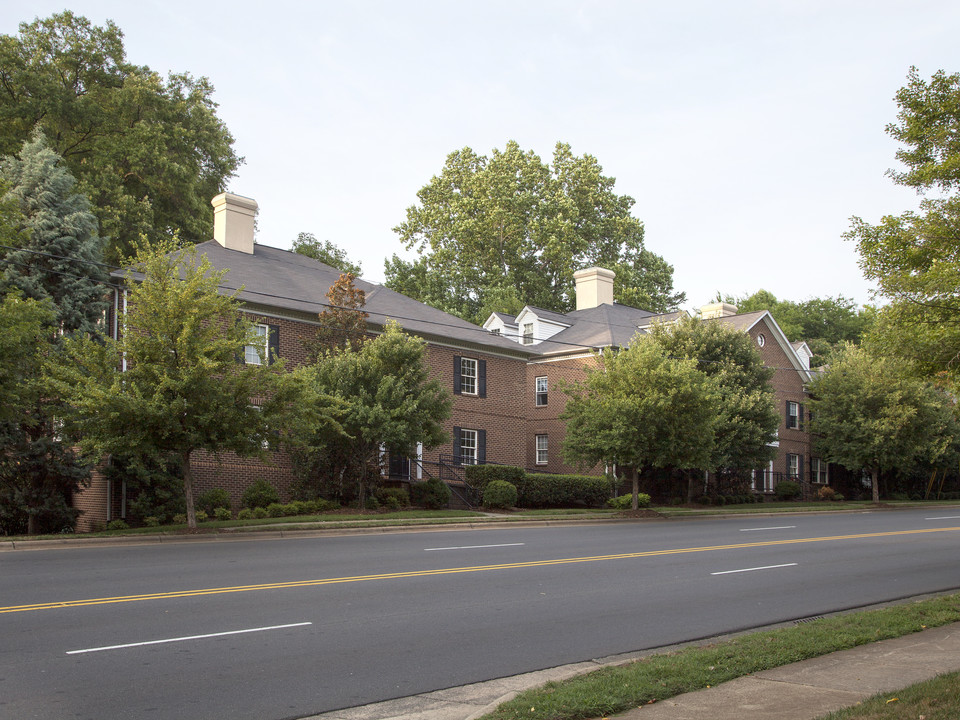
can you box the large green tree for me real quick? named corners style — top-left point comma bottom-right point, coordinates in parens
top-left (386, 141), bottom-right (684, 323)
top-left (846, 67), bottom-right (960, 379)
top-left (1, 131), bottom-right (109, 335)
top-left (561, 339), bottom-right (717, 509)
top-left (52, 241), bottom-right (310, 529)
top-left (647, 316), bottom-right (779, 497)
top-left (0, 11), bottom-right (240, 261)
top-left (808, 344), bottom-right (958, 503)
top-left (294, 322), bottom-right (452, 507)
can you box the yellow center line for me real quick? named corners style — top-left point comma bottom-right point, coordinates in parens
top-left (3, 526), bottom-right (958, 615)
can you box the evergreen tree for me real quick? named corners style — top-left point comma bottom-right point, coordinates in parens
top-left (1, 131), bottom-right (109, 336)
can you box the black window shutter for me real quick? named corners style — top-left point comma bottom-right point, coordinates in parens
top-left (798, 454), bottom-right (804, 481)
top-left (268, 324), bottom-right (280, 365)
top-left (478, 359), bottom-right (486, 398)
top-left (785, 401), bottom-right (790, 427)
top-left (453, 426), bottom-right (462, 464)
top-left (799, 403), bottom-right (805, 430)
top-left (477, 429), bottom-right (486, 464)
top-left (453, 356), bottom-right (462, 395)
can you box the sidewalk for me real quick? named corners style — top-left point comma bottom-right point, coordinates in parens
top-left (304, 622), bottom-right (960, 720)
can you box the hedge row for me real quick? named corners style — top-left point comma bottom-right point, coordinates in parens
top-left (464, 465), bottom-right (614, 508)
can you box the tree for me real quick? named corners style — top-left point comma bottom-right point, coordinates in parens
top-left (306, 272), bottom-right (370, 358)
top-left (808, 344), bottom-right (958, 503)
top-left (646, 316), bottom-right (779, 497)
top-left (294, 322), bottom-right (452, 507)
top-left (0, 11), bottom-right (241, 261)
top-left (51, 240), bottom-right (310, 529)
top-left (1, 130), bottom-right (109, 336)
top-left (292, 233), bottom-right (362, 276)
top-left (386, 141), bottom-right (684, 323)
top-left (561, 339), bottom-right (717, 509)
top-left (716, 290), bottom-right (874, 367)
top-left (0, 292), bottom-right (88, 536)
top-left (846, 68), bottom-right (960, 379)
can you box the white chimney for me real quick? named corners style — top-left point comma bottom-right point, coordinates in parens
top-left (573, 267), bottom-right (616, 310)
top-left (211, 192), bottom-right (258, 254)
top-left (700, 302), bottom-right (739, 319)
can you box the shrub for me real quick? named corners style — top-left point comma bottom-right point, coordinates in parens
top-left (266, 502), bottom-right (286, 518)
top-left (142, 516), bottom-right (160, 527)
top-left (252, 507), bottom-right (269, 519)
top-left (213, 507), bottom-right (232, 521)
top-left (237, 508), bottom-right (253, 520)
top-left (376, 488), bottom-right (410, 508)
top-left (465, 465), bottom-right (525, 495)
top-left (607, 493), bottom-right (651, 510)
top-left (817, 485), bottom-right (836, 501)
top-left (364, 496), bottom-right (380, 511)
top-left (833, 493), bottom-right (845, 501)
top-left (775, 480), bottom-right (801, 501)
top-left (195, 510), bottom-right (208, 523)
top-left (241, 479), bottom-right (281, 509)
top-left (518, 473), bottom-right (611, 508)
top-left (195, 488), bottom-right (231, 516)
top-left (483, 480), bottom-right (518, 509)
top-left (312, 498), bottom-right (339, 512)
top-left (288, 500), bottom-right (311, 516)
top-left (106, 519), bottom-right (129, 531)
top-left (410, 478), bottom-right (451, 509)
top-left (172, 513), bottom-right (187, 524)
top-left (695, 495), bottom-right (711, 505)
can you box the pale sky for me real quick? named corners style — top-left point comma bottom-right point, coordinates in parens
top-left (4, 1), bottom-right (959, 310)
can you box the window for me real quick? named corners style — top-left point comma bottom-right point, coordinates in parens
top-left (490, 328), bottom-right (501, 335)
top-left (459, 429), bottom-right (478, 465)
top-left (757, 333), bottom-right (766, 347)
top-left (460, 357), bottom-right (477, 395)
top-left (245, 324), bottom-right (269, 365)
top-left (454, 356), bottom-right (486, 397)
top-left (812, 458), bottom-right (829, 484)
top-left (786, 401), bottom-right (802, 430)
top-left (787, 453), bottom-right (803, 480)
top-left (535, 434), bottom-right (548, 465)
top-left (535, 376), bottom-right (548, 406)
top-left (522, 322), bottom-right (534, 345)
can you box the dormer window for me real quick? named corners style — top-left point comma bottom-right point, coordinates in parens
top-left (522, 322), bottom-right (534, 345)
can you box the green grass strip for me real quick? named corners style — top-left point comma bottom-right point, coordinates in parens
top-left (817, 670), bottom-right (960, 719)
top-left (478, 593), bottom-right (960, 720)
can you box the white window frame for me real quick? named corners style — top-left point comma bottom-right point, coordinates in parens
top-left (535, 434), bottom-right (548, 465)
top-left (535, 376), bottom-right (548, 406)
top-left (812, 458), bottom-right (829, 484)
top-left (786, 401), bottom-right (800, 430)
top-left (459, 428), bottom-right (478, 465)
top-left (245, 323), bottom-right (269, 365)
top-left (522, 322), bottom-right (534, 345)
top-left (787, 453), bottom-right (800, 479)
top-left (460, 357), bottom-right (478, 395)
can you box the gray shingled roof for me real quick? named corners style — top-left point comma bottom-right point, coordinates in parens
top-left (114, 241), bottom-right (530, 355)
top-left (534, 303), bottom-right (657, 353)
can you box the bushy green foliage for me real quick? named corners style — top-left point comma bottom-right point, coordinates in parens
top-left (241, 478), bottom-right (280, 509)
top-left (142, 516), bottom-right (160, 527)
top-left (376, 487), bottom-right (410, 510)
top-left (107, 454), bottom-right (185, 525)
top-left (519, 474), bottom-right (611, 508)
top-left (213, 507), bottom-right (231, 521)
top-left (106, 519), bottom-right (129, 531)
top-left (237, 508), bottom-right (253, 520)
top-left (410, 478), bottom-right (451, 509)
top-left (194, 510), bottom-right (208, 523)
top-left (465, 465), bottom-right (525, 495)
top-left (775, 480), bottom-right (801, 500)
top-left (172, 513), bottom-right (187, 524)
top-left (483, 480), bottom-right (518, 509)
top-left (266, 502), bottom-right (286, 518)
top-left (195, 488), bottom-right (230, 516)
top-left (251, 507), bottom-right (268, 519)
top-left (607, 493), bottom-right (651, 509)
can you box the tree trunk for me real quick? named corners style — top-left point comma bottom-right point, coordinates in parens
top-left (871, 467), bottom-right (880, 504)
top-left (631, 467), bottom-right (640, 511)
top-left (182, 450), bottom-right (197, 529)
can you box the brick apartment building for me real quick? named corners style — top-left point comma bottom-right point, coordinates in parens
top-left (73, 193), bottom-right (816, 530)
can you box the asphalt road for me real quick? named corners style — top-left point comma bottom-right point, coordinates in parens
top-left (2, 508), bottom-right (959, 720)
